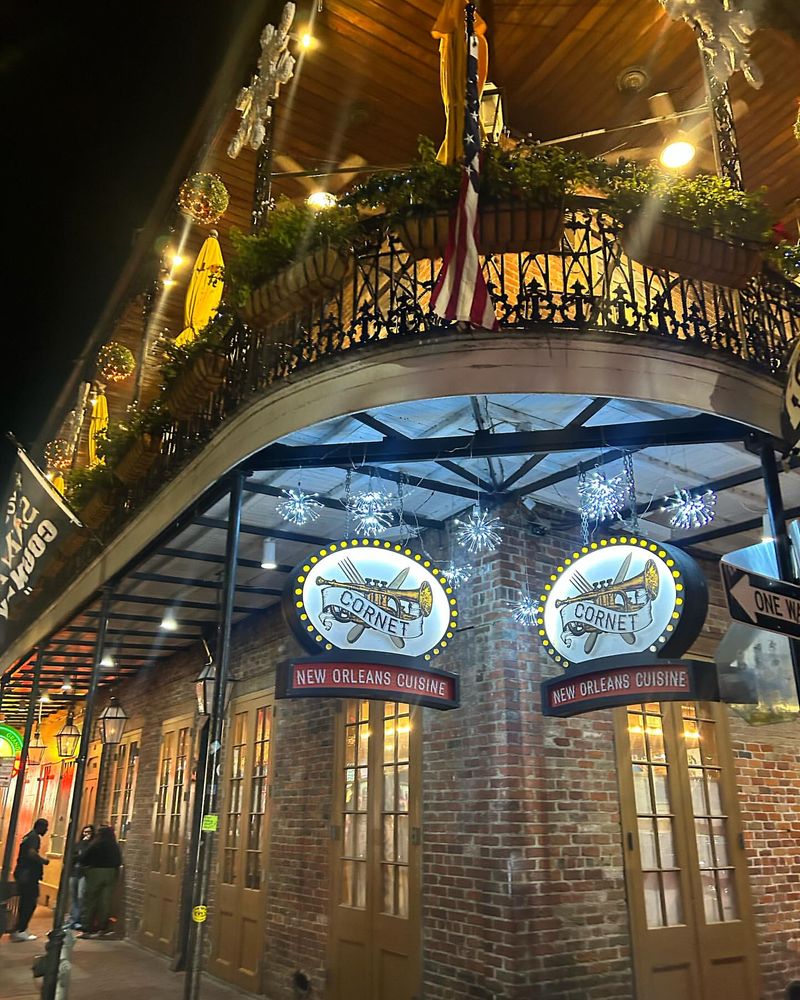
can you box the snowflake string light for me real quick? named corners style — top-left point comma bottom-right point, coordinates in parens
top-left (578, 471), bottom-right (627, 523)
top-left (276, 487), bottom-right (323, 526)
top-left (348, 490), bottom-right (396, 536)
top-left (510, 591), bottom-right (538, 626)
top-left (443, 561), bottom-right (472, 589)
top-left (663, 487), bottom-right (717, 530)
top-left (454, 507), bottom-right (503, 554)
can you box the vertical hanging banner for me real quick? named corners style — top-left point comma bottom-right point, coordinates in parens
top-left (0, 446), bottom-right (81, 651)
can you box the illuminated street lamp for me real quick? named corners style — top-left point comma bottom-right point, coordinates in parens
top-left (195, 658), bottom-right (237, 717)
top-left (98, 697), bottom-right (128, 746)
top-left (27, 729), bottom-right (47, 766)
top-left (55, 710), bottom-right (81, 759)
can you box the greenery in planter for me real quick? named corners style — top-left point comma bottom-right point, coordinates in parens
top-left (342, 135), bottom-right (595, 219)
top-left (160, 311), bottom-right (233, 391)
top-left (767, 241), bottom-right (800, 283)
top-left (228, 198), bottom-right (360, 303)
top-left (63, 465), bottom-right (115, 510)
top-left (599, 160), bottom-right (774, 244)
top-left (94, 401), bottom-right (169, 467)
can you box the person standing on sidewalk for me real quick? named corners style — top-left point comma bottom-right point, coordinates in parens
top-left (79, 825), bottom-right (122, 938)
top-left (67, 824), bottom-right (94, 928)
top-left (11, 817), bottom-right (50, 942)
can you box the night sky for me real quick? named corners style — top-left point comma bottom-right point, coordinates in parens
top-left (0, 3), bottom-right (265, 486)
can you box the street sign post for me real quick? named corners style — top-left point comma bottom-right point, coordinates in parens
top-left (720, 562), bottom-right (800, 640)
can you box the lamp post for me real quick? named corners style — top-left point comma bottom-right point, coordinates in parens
top-left (55, 711), bottom-right (81, 760)
top-left (98, 697), bottom-right (128, 746)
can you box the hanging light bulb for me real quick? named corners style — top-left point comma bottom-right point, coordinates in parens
top-left (660, 135), bottom-right (696, 170)
top-left (261, 539), bottom-right (278, 570)
top-left (161, 611), bottom-right (178, 631)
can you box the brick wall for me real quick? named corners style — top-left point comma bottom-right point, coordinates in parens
top-left (90, 520), bottom-right (800, 1000)
top-left (424, 520), bottom-right (633, 1000)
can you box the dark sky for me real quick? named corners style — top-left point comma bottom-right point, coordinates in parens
top-left (0, 3), bottom-right (263, 484)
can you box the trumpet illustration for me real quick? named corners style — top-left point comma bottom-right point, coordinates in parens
top-left (556, 554), bottom-right (659, 654)
top-left (316, 556), bottom-right (432, 649)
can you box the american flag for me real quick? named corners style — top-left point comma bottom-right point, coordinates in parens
top-left (430, 7), bottom-right (497, 330)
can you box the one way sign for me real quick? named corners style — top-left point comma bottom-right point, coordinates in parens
top-left (720, 563), bottom-right (800, 640)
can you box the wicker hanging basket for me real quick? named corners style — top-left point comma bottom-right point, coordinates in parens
top-left (114, 433), bottom-right (162, 486)
top-left (396, 201), bottom-right (566, 261)
top-left (164, 349), bottom-right (228, 420)
top-left (619, 215), bottom-right (763, 289)
top-left (243, 245), bottom-right (353, 327)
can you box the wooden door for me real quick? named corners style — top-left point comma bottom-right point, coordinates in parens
top-left (616, 701), bottom-right (759, 1000)
top-left (141, 715), bottom-right (194, 954)
top-left (107, 731), bottom-right (141, 848)
top-left (329, 700), bottom-right (422, 1000)
top-left (211, 692), bottom-right (274, 992)
top-left (79, 745), bottom-right (101, 829)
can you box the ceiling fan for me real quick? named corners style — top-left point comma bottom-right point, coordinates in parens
top-left (602, 91), bottom-right (751, 170)
top-left (272, 152), bottom-right (368, 204)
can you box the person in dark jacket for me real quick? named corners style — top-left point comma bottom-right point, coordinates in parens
top-left (67, 824), bottom-right (94, 928)
top-left (79, 824), bottom-right (122, 938)
top-left (11, 818), bottom-right (50, 941)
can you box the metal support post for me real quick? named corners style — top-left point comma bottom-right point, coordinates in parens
top-left (184, 475), bottom-right (244, 1000)
top-left (698, 44), bottom-right (744, 190)
top-left (40, 587), bottom-right (113, 1000)
top-left (760, 440), bottom-right (800, 704)
top-left (0, 648), bottom-right (44, 935)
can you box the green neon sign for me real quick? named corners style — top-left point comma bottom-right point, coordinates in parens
top-left (0, 723), bottom-right (24, 758)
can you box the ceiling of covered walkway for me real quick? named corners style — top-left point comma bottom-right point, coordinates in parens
top-left (3, 390), bottom-right (797, 727)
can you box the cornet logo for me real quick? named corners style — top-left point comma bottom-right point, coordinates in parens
top-left (539, 536), bottom-right (690, 667)
top-left (284, 540), bottom-right (457, 660)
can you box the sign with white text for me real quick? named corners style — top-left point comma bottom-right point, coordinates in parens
top-left (542, 658), bottom-right (719, 717)
top-left (277, 655), bottom-right (459, 710)
top-left (720, 562), bottom-right (800, 641)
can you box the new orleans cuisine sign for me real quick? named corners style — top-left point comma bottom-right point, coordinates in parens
top-left (538, 535), bottom-right (716, 717)
top-left (279, 539), bottom-right (460, 710)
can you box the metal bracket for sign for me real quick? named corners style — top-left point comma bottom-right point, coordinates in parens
top-left (541, 655), bottom-right (720, 718)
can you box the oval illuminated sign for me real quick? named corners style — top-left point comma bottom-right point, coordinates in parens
top-left (0, 723), bottom-right (24, 758)
top-left (538, 535), bottom-right (707, 668)
top-left (284, 539), bottom-right (458, 660)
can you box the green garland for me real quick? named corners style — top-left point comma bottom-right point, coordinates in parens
top-left (93, 401), bottom-right (168, 467)
top-left (179, 173), bottom-right (230, 225)
top-left (63, 465), bottom-right (114, 510)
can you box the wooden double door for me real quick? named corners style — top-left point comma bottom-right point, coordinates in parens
top-left (210, 691), bottom-right (274, 992)
top-left (141, 714), bottom-right (195, 954)
top-left (616, 701), bottom-right (759, 1000)
top-left (329, 699), bottom-right (422, 1000)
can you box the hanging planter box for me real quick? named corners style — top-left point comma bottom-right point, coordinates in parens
top-left (243, 245), bottom-right (352, 326)
top-left (395, 201), bottom-right (566, 261)
top-left (114, 433), bottom-right (162, 486)
top-left (619, 215), bottom-right (763, 289)
top-left (79, 487), bottom-right (116, 531)
top-left (163, 349), bottom-right (228, 420)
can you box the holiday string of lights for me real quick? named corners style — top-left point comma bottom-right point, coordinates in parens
top-left (443, 561), bottom-right (472, 589)
top-left (454, 507), bottom-right (503, 554)
top-left (663, 487), bottom-right (717, 529)
top-left (347, 489), bottom-right (396, 536)
top-left (276, 487), bottom-right (323, 525)
top-left (510, 590), bottom-right (538, 626)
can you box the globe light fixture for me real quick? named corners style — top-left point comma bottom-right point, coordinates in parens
top-left (98, 697), bottom-right (128, 746)
top-left (306, 191), bottom-right (337, 210)
top-left (55, 711), bottom-right (81, 759)
top-left (659, 136), bottom-right (696, 170)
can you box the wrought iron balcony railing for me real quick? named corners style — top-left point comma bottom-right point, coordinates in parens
top-left (34, 198), bottom-right (800, 608)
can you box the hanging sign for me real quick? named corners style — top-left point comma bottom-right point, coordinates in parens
top-left (0, 757), bottom-right (15, 787)
top-left (783, 337), bottom-right (800, 443)
top-left (720, 562), bottom-right (800, 640)
top-left (538, 535), bottom-right (710, 717)
top-left (280, 539), bottom-right (460, 710)
top-left (0, 723), bottom-right (24, 759)
top-left (0, 447), bottom-right (81, 654)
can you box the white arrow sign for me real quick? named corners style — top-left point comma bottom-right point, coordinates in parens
top-left (721, 563), bottom-right (800, 640)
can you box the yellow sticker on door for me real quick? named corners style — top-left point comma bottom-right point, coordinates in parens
top-left (192, 906), bottom-right (208, 923)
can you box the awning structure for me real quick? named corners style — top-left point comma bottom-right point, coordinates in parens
top-left (2, 390), bottom-right (797, 727)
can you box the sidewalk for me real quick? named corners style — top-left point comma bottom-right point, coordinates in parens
top-left (0, 908), bottom-right (251, 1000)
